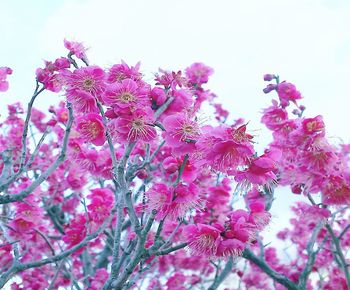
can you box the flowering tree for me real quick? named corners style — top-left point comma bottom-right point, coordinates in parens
top-left (0, 40), bottom-right (349, 290)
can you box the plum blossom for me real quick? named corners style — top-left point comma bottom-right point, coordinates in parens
top-left (75, 113), bottom-right (106, 146)
top-left (0, 67), bottom-right (13, 92)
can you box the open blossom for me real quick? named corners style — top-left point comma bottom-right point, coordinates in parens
top-left (64, 39), bottom-right (88, 62)
top-left (183, 224), bottom-right (221, 256)
top-left (146, 183), bottom-right (173, 218)
top-left (64, 66), bottom-right (106, 100)
top-left (235, 149), bottom-right (281, 188)
top-left (321, 175), bottom-right (350, 205)
top-left (146, 183), bottom-right (200, 220)
top-left (0, 67), bottom-right (13, 92)
top-left (158, 89), bottom-right (193, 118)
top-left (185, 62), bottom-right (213, 85)
top-left (62, 214), bottom-right (87, 249)
top-left (75, 113), bottom-right (106, 146)
top-left (196, 124), bottom-right (254, 173)
top-left (107, 61), bottom-right (142, 83)
top-left (261, 100), bottom-right (288, 130)
top-left (163, 112), bottom-right (201, 154)
top-left (112, 108), bottom-right (156, 143)
top-left (87, 188), bottom-right (114, 225)
top-left (102, 78), bottom-right (150, 111)
top-left (276, 81), bottom-right (302, 108)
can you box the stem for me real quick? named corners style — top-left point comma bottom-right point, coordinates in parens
top-left (325, 223), bottom-right (350, 287)
top-left (242, 249), bottom-right (298, 290)
top-left (0, 102), bottom-right (74, 204)
top-left (208, 257), bottom-right (234, 290)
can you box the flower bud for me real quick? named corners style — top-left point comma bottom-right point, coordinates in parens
top-left (263, 74), bottom-right (275, 81)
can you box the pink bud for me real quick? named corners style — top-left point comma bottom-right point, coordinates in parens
top-left (163, 156), bottom-right (178, 174)
top-left (263, 74), bottom-right (275, 81)
top-left (151, 87), bottom-right (167, 106)
top-left (263, 84), bottom-right (277, 94)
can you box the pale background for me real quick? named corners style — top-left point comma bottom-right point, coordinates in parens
top-left (1, 0), bottom-right (350, 272)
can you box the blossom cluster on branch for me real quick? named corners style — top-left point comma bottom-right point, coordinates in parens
top-left (0, 40), bottom-right (349, 290)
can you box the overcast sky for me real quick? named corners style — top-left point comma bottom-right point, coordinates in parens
top-left (1, 0), bottom-right (350, 244)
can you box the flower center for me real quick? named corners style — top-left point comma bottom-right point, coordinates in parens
top-left (83, 78), bottom-right (95, 90)
top-left (132, 119), bottom-right (145, 130)
top-left (119, 92), bottom-right (136, 103)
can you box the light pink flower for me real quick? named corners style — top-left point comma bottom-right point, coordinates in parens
top-left (64, 39), bottom-right (88, 62)
top-left (0, 67), bottom-right (13, 92)
top-left (185, 62), bottom-right (213, 85)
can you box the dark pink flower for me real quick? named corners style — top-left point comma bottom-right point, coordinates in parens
top-left (107, 61), bottom-right (142, 83)
top-left (112, 108), bottom-right (156, 143)
top-left (146, 183), bottom-right (173, 218)
top-left (75, 113), bottom-right (106, 146)
top-left (322, 175), bottom-right (350, 205)
top-left (183, 224), bottom-right (221, 257)
top-left (102, 78), bottom-right (150, 110)
top-left (277, 82), bottom-right (302, 107)
top-left (163, 113), bottom-right (201, 154)
top-left (64, 66), bottom-right (105, 99)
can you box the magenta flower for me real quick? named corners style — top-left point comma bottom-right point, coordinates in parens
top-left (107, 61), bottom-right (142, 83)
top-left (183, 224), bottom-right (221, 257)
top-left (185, 62), bottom-right (213, 85)
top-left (322, 175), bottom-right (350, 205)
top-left (146, 183), bottom-right (173, 218)
top-left (261, 100), bottom-right (288, 130)
top-left (102, 78), bottom-right (150, 110)
top-left (168, 183), bottom-right (200, 219)
top-left (87, 188), bottom-right (114, 225)
top-left (67, 89), bottom-right (99, 113)
top-left (0, 67), bottom-right (13, 92)
top-left (64, 39), bottom-right (88, 62)
top-left (196, 124), bottom-right (254, 173)
top-left (113, 108), bottom-right (156, 143)
top-left (64, 66), bottom-right (106, 99)
top-left (235, 149), bottom-right (281, 188)
top-left (215, 238), bottom-right (246, 257)
top-left (75, 113), bottom-right (106, 146)
top-left (163, 113), bottom-right (201, 154)
top-left (276, 81), bottom-right (302, 107)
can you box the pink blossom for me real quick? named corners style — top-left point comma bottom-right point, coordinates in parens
top-left (87, 188), bottom-right (114, 225)
top-left (64, 66), bottom-right (106, 100)
top-left (151, 87), bottom-right (167, 107)
top-left (322, 175), bottom-right (350, 205)
top-left (112, 108), bottom-right (156, 143)
top-left (107, 61), bottom-right (142, 83)
top-left (261, 100), bottom-right (288, 130)
top-left (196, 124), bottom-right (254, 173)
top-left (64, 39), bottom-right (88, 61)
top-left (235, 149), bottom-right (281, 187)
top-left (146, 183), bottom-right (173, 218)
top-left (185, 62), bottom-right (213, 85)
top-left (183, 224), bottom-right (221, 256)
top-left (75, 113), bottom-right (106, 146)
top-left (102, 78), bottom-right (150, 110)
top-left (276, 81), bottom-right (302, 108)
top-left (163, 112), bottom-right (201, 154)
top-left (0, 67), bottom-right (12, 92)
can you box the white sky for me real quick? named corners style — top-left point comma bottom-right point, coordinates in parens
top-left (1, 0), bottom-right (350, 253)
